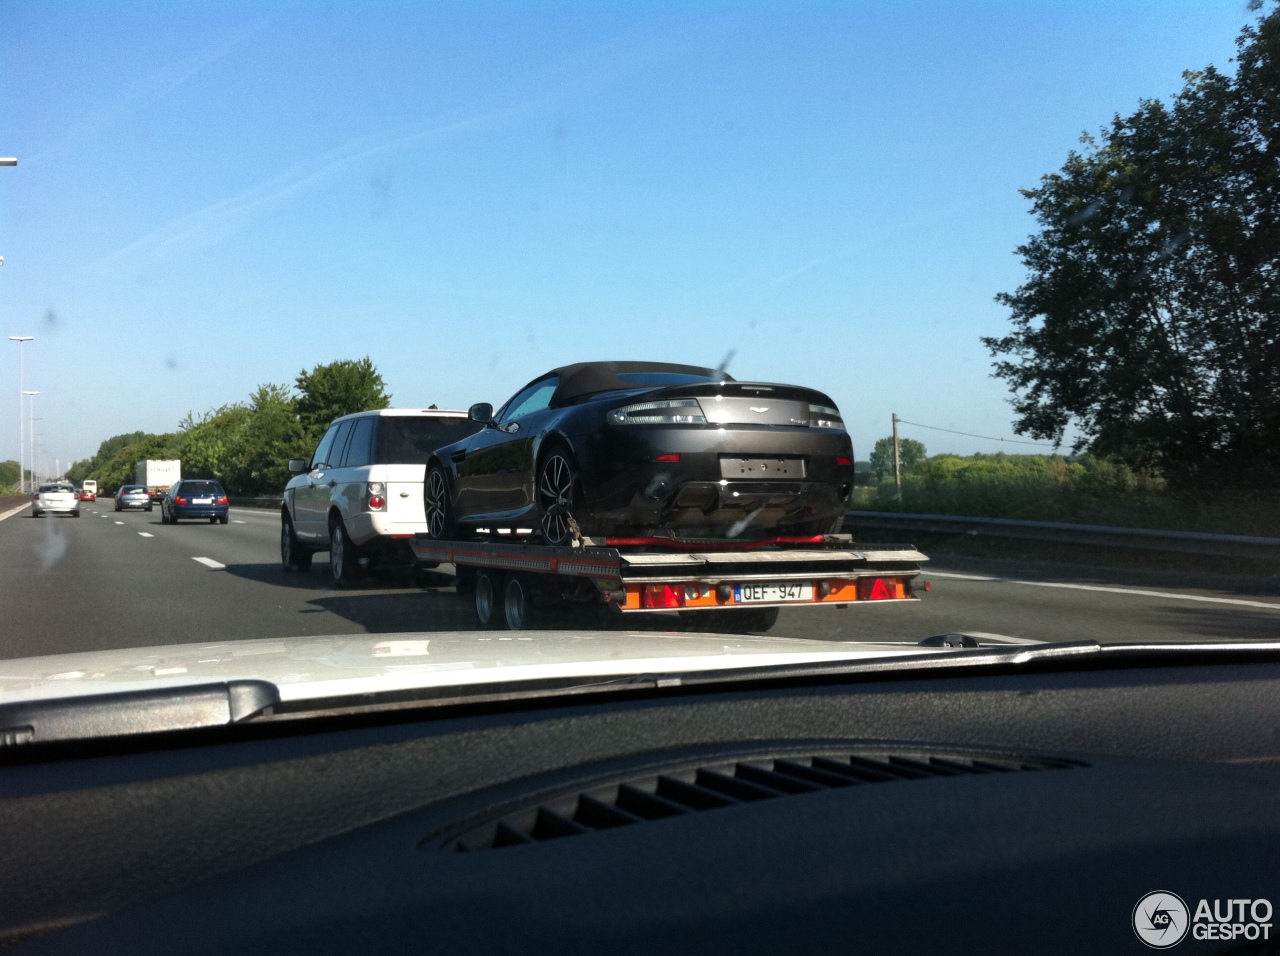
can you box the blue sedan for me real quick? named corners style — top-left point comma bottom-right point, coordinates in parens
top-left (161, 480), bottom-right (230, 525)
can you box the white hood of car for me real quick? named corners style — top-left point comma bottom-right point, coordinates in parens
top-left (0, 630), bottom-right (938, 706)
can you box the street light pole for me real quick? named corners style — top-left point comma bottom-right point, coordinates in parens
top-left (25, 391), bottom-right (39, 490)
top-left (9, 336), bottom-right (34, 492)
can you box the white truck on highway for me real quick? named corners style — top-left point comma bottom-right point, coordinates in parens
top-left (135, 459), bottom-right (181, 502)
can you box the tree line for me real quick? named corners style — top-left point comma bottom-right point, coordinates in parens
top-left (985, 2), bottom-right (1280, 488)
top-left (66, 358), bottom-right (390, 496)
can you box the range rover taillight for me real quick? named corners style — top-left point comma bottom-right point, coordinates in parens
top-left (367, 482), bottom-right (386, 511)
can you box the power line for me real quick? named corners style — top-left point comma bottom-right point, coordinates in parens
top-left (894, 418), bottom-right (1063, 449)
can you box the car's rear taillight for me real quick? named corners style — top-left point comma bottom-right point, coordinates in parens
top-left (176, 497), bottom-right (189, 505)
top-left (366, 482), bottom-right (385, 511)
top-left (836, 456), bottom-right (852, 466)
top-left (808, 404), bottom-right (845, 429)
top-left (216, 496), bottom-right (228, 505)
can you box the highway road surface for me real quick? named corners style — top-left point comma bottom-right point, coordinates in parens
top-left (2, 498), bottom-right (1279, 661)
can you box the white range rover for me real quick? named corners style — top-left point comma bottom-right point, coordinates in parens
top-left (280, 408), bottom-right (480, 587)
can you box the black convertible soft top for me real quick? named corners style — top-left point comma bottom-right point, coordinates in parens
top-left (546, 361), bottom-right (733, 406)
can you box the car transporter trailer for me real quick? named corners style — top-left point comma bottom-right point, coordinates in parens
top-left (411, 532), bottom-right (928, 631)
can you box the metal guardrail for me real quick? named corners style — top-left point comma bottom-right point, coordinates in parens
top-left (228, 497), bottom-right (282, 509)
top-left (223, 499), bottom-right (1278, 559)
top-left (845, 510), bottom-right (1280, 559)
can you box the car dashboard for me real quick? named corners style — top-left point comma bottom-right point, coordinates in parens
top-left (4, 651), bottom-right (1280, 954)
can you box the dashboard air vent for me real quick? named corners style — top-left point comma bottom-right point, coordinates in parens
top-left (441, 749), bottom-right (1085, 851)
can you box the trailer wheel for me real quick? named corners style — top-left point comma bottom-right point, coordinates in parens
top-left (474, 571), bottom-right (500, 627)
top-left (502, 575), bottom-right (533, 630)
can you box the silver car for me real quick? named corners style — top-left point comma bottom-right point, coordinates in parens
top-left (114, 485), bottom-right (153, 513)
top-left (32, 483), bottom-right (80, 518)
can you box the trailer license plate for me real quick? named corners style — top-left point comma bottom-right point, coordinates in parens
top-left (734, 582), bottom-right (813, 604)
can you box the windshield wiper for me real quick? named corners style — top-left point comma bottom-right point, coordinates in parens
top-left (0, 680), bottom-right (279, 747)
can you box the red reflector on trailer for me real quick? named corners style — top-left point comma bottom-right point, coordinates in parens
top-left (655, 453), bottom-right (681, 462)
top-left (857, 577), bottom-right (897, 601)
top-left (836, 456), bottom-right (852, 466)
top-left (642, 584), bottom-right (685, 609)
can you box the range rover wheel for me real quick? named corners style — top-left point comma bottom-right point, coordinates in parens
top-left (281, 511), bottom-right (313, 572)
top-left (329, 515), bottom-right (364, 588)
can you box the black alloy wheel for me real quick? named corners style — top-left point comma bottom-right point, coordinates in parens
top-left (281, 511), bottom-right (313, 572)
top-left (536, 450), bottom-right (579, 546)
top-left (425, 466), bottom-right (455, 540)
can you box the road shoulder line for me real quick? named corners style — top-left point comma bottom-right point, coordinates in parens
top-left (929, 570), bottom-right (1280, 611)
top-left (0, 502), bottom-right (31, 523)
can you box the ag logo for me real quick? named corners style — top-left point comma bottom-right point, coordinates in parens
top-left (1134, 891), bottom-right (1190, 948)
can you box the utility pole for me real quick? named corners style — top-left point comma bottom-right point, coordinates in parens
top-left (892, 413), bottom-right (902, 500)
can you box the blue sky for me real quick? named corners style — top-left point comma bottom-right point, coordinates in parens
top-left (0, 0), bottom-right (1260, 471)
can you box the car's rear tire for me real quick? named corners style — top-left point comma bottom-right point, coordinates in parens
top-left (281, 511), bottom-right (313, 572)
top-left (329, 515), bottom-right (364, 588)
top-left (209, 517), bottom-right (217, 524)
top-left (536, 447), bottom-right (587, 545)
top-left (73, 511), bottom-right (80, 518)
top-left (219, 516), bottom-right (229, 525)
top-left (424, 465), bottom-right (456, 540)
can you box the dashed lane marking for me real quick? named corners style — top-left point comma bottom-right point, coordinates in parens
top-left (192, 556), bottom-right (226, 570)
top-left (928, 570), bottom-right (1280, 612)
top-left (138, 532), bottom-right (154, 538)
top-left (114, 521), bottom-right (124, 525)
top-left (233, 520), bottom-right (246, 524)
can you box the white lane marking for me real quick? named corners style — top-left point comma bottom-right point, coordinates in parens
top-left (138, 532), bottom-right (154, 538)
top-left (0, 502), bottom-right (31, 522)
top-left (114, 521), bottom-right (124, 525)
top-left (192, 556), bottom-right (226, 570)
top-left (929, 571), bottom-right (1280, 611)
top-left (233, 520), bottom-right (246, 524)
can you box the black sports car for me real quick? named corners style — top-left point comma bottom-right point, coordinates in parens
top-left (426, 361), bottom-right (855, 545)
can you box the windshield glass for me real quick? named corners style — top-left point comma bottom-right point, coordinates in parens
top-left (3, 1), bottom-right (1278, 698)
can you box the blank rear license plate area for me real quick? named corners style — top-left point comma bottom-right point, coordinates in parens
top-left (734, 582), bottom-right (814, 603)
top-left (720, 457), bottom-right (807, 479)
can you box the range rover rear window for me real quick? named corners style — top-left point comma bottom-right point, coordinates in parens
top-left (376, 417), bottom-right (483, 464)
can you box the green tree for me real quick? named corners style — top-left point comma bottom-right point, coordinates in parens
top-left (868, 437), bottom-right (927, 482)
top-left (294, 357), bottom-right (390, 440)
top-left (0, 459), bottom-right (19, 490)
top-left (985, 5), bottom-right (1280, 485)
top-left (233, 384), bottom-right (311, 495)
